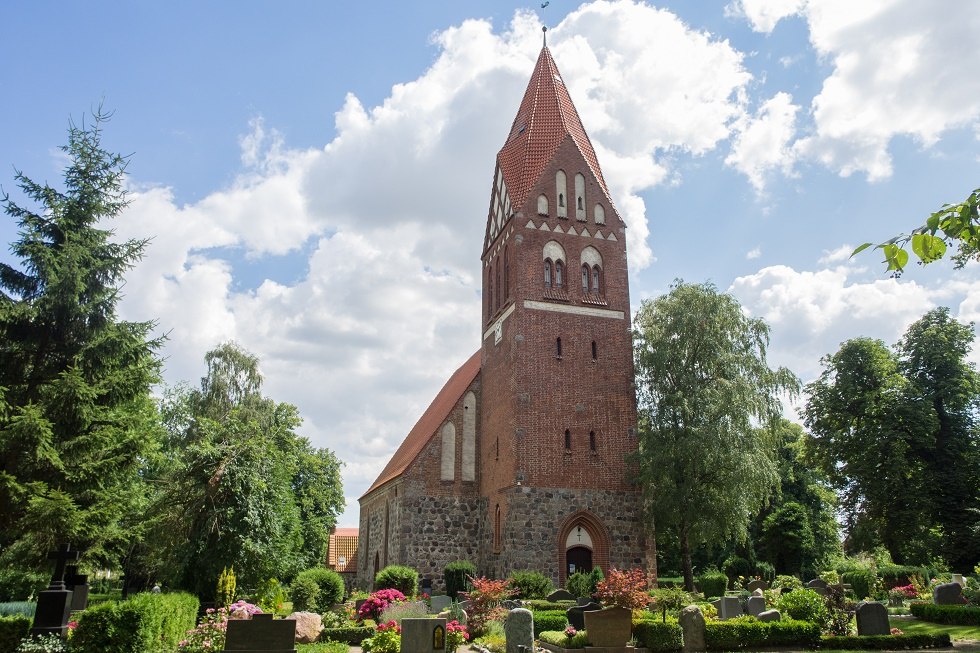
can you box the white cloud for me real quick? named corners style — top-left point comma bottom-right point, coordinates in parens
top-left (817, 244), bottom-right (853, 265)
top-left (725, 92), bottom-right (800, 191)
top-left (729, 0), bottom-right (806, 32)
top-left (746, 247), bottom-right (762, 260)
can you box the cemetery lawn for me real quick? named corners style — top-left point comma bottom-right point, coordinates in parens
top-left (895, 617), bottom-right (980, 641)
top-left (297, 642), bottom-right (349, 653)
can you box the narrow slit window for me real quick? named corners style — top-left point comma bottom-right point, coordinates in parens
top-left (555, 261), bottom-right (564, 288)
top-left (582, 265), bottom-right (589, 292)
top-left (564, 429), bottom-right (571, 450)
top-left (544, 260), bottom-right (552, 288)
top-left (589, 431), bottom-right (596, 451)
top-left (556, 337), bottom-right (563, 358)
top-left (593, 265), bottom-right (601, 293)
top-left (591, 341), bottom-right (597, 361)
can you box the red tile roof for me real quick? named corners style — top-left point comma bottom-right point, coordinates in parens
top-left (362, 351), bottom-right (481, 497)
top-left (497, 46), bottom-right (613, 214)
top-left (328, 529), bottom-right (359, 573)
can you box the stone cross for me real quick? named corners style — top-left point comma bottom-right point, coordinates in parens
top-left (47, 544), bottom-right (80, 590)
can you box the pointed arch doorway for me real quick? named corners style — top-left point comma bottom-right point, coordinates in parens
top-left (557, 510), bottom-right (610, 587)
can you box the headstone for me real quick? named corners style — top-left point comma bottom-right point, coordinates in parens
top-left (806, 579), bottom-right (829, 596)
top-left (752, 588), bottom-right (764, 597)
top-left (504, 608), bottom-right (534, 653)
top-left (64, 565), bottom-right (90, 613)
top-left (547, 589), bottom-right (574, 601)
top-left (421, 577), bottom-right (433, 596)
top-left (31, 543), bottom-right (80, 637)
top-left (679, 605), bottom-right (706, 653)
top-left (746, 596), bottom-right (766, 617)
top-left (716, 596), bottom-right (743, 620)
top-left (287, 612), bottom-right (322, 644)
top-left (951, 574), bottom-right (966, 588)
top-left (855, 601), bottom-right (890, 636)
top-left (223, 613), bottom-right (296, 653)
top-left (575, 597), bottom-right (592, 606)
top-left (747, 579), bottom-right (768, 593)
top-left (457, 599), bottom-right (472, 611)
top-left (430, 595), bottom-right (452, 614)
top-left (501, 599), bottom-right (520, 610)
top-left (583, 606), bottom-right (632, 647)
top-left (566, 601), bottom-right (601, 630)
top-left (402, 617), bottom-right (447, 653)
top-left (757, 609), bottom-right (781, 622)
top-left (934, 582), bottom-right (963, 605)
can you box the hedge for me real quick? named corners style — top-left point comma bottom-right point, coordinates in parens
top-left (0, 615), bottom-right (31, 653)
top-left (909, 602), bottom-right (980, 625)
top-left (705, 617), bottom-right (820, 650)
top-left (509, 571), bottom-right (554, 600)
top-left (878, 564), bottom-right (934, 588)
top-left (632, 619), bottom-right (683, 652)
top-left (841, 569), bottom-right (875, 600)
top-left (696, 570), bottom-right (727, 599)
top-left (374, 565), bottom-right (419, 597)
top-left (320, 625), bottom-right (374, 644)
top-left (443, 561), bottom-right (476, 599)
top-left (820, 633), bottom-right (951, 649)
top-left (533, 610), bottom-right (569, 636)
top-left (538, 630), bottom-right (589, 648)
top-left (71, 591), bottom-right (198, 653)
top-left (526, 599), bottom-right (575, 612)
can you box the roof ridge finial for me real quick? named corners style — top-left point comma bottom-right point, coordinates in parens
top-left (542, 25), bottom-right (547, 48)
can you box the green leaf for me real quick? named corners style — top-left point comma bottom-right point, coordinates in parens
top-left (850, 243), bottom-right (873, 257)
top-left (882, 244), bottom-right (909, 271)
top-left (912, 233), bottom-right (947, 263)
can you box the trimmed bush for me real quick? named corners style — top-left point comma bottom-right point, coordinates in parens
top-left (532, 610), bottom-right (568, 637)
top-left (291, 575), bottom-right (321, 612)
top-left (525, 599), bottom-right (575, 612)
top-left (566, 572), bottom-right (591, 599)
top-left (776, 588), bottom-right (828, 624)
top-left (443, 561), bottom-right (476, 599)
top-left (374, 565), bottom-right (419, 597)
top-left (0, 615), bottom-right (31, 653)
top-left (293, 567), bottom-right (345, 611)
top-left (842, 569), bottom-right (876, 600)
top-left (71, 591), bottom-right (198, 653)
top-left (878, 564), bottom-right (934, 588)
top-left (695, 569), bottom-right (727, 599)
top-left (509, 570), bottom-right (553, 600)
top-left (909, 602), bottom-right (980, 625)
top-left (632, 619), bottom-right (683, 652)
top-left (821, 633), bottom-right (951, 649)
top-left (320, 625), bottom-right (374, 644)
top-left (705, 617), bottom-right (820, 650)
top-left (539, 630), bottom-right (589, 648)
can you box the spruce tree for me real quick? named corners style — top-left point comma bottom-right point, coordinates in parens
top-left (0, 111), bottom-right (162, 584)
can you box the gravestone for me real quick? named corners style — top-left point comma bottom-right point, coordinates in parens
top-left (746, 595), bottom-right (766, 617)
top-left (575, 597), bottom-right (593, 606)
top-left (757, 609), bottom-right (781, 622)
top-left (430, 595), bottom-right (452, 614)
top-left (712, 596), bottom-right (743, 620)
top-left (951, 574), bottom-right (966, 588)
top-left (934, 582), bottom-right (963, 605)
top-left (746, 579), bottom-right (768, 593)
top-left (421, 577), bottom-right (433, 596)
top-left (64, 565), bottom-right (89, 613)
top-left (501, 599), bottom-right (521, 610)
top-left (566, 601), bottom-right (601, 630)
top-left (584, 606), bottom-right (632, 647)
top-left (223, 613), bottom-right (296, 653)
top-left (31, 543), bottom-right (80, 637)
top-left (547, 589), bottom-right (574, 601)
top-left (402, 617), bottom-right (447, 653)
top-left (504, 608), bottom-right (534, 653)
top-left (679, 605), bottom-right (705, 653)
top-left (855, 601), bottom-right (890, 636)
top-left (806, 579), bottom-right (829, 596)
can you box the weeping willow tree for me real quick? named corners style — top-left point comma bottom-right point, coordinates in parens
top-left (633, 280), bottom-right (799, 591)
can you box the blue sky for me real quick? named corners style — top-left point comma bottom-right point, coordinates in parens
top-left (3, 1), bottom-right (979, 526)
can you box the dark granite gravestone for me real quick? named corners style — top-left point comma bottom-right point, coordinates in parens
top-left (223, 613), bottom-right (296, 653)
top-left (746, 579), bottom-right (768, 593)
top-left (855, 601), bottom-right (890, 636)
top-left (64, 565), bottom-right (89, 613)
top-left (934, 582), bottom-right (963, 605)
top-left (546, 589), bottom-right (574, 601)
top-left (566, 601), bottom-right (601, 630)
top-left (806, 578), bottom-right (829, 596)
top-left (31, 544), bottom-right (80, 637)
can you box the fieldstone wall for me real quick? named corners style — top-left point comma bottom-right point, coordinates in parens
top-left (398, 494), bottom-right (487, 590)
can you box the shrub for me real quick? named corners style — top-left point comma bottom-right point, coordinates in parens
top-left (696, 569), bottom-right (727, 599)
top-left (508, 571), bottom-right (553, 600)
top-left (842, 569), bottom-right (876, 600)
top-left (879, 564), bottom-right (933, 588)
top-left (443, 561), bottom-right (476, 599)
top-left (14, 634), bottom-right (66, 652)
top-left (72, 591), bottom-right (199, 653)
top-left (378, 600), bottom-right (428, 625)
top-left (0, 615), bottom-right (31, 653)
top-left (755, 561), bottom-right (775, 583)
top-left (291, 576), bottom-right (321, 612)
top-left (648, 588), bottom-right (690, 623)
top-left (320, 626), bottom-right (373, 644)
top-left (771, 574), bottom-right (803, 591)
top-left (595, 568), bottom-right (649, 610)
top-left (357, 589), bottom-right (406, 622)
top-left (539, 630), bottom-right (589, 648)
top-left (632, 619), bottom-right (683, 651)
top-left (216, 566), bottom-right (236, 607)
top-left (525, 599), bottom-right (575, 612)
top-left (909, 602), bottom-right (980, 625)
top-left (705, 617), bottom-right (820, 650)
top-left (362, 621), bottom-right (401, 653)
top-left (0, 570), bottom-right (46, 603)
top-left (589, 567), bottom-right (604, 594)
top-left (722, 556), bottom-right (751, 586)
top-left (531, 610), bottom-right (567, 637)
top-left (821, 633), bottom-right (951, 649)
top-left (462, 576), bottom-right (514, 637)
top-left (294, 568), bottom-right (345, 611)
top-left (374, 565), bottom-right (419, 597)
top-left (776, 588), bottom-right (828, 624)
top-left (566, 572), bottom-right (592, 599)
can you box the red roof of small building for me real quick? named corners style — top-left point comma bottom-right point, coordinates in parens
top-left (497, 46), bottom-right (613, 213)
top-left (327, 528), bottom-right (359, 573)
top-left (362, 351), bottom-right (481, 497)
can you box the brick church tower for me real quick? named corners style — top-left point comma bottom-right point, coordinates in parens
top-left (357, 44), bottom-right (646, 589)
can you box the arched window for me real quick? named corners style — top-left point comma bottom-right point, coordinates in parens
top-left (537, 194), bottom-right (549, 215)
top-left (592, 265), bottom-right (601, 293)
top-left (555, 261), bottom-right (564, 288)
top-left (556, 337), bottom-right (562, 358)
top-left (575, 173), bottom-right (586, 220)
top-left (556, 170), bottom-right (568, 218)
top-left (495, 265), bottom-right (501, 310)
top-left (594, 203), bottom-right (605, 224)
top-left (581, 264), bottom-right (589, 292)
top-left (488, 264), bottom-right (494, 314)
top-left (592, 340), bottom-right (597, 361)
top-left (559, 193), bottom-right (565, 207)
top-left (580, 246), bottom-right (603, 295)
top-left (494, 504), bottom-right (502, 552)
top-left (544, 259), bottom-right (552, 288)
top-left (503, 247), bottom-right (510, 299)
top-left (564, 429), bottom-right (571, 450)
top-left (589, 431), bottom-right (596, 451)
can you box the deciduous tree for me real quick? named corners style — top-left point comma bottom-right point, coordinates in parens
top-left (633, 281), bottom-right (800, 591)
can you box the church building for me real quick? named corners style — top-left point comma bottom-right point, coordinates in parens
top-left (357, 42), bottom-right (649, 590)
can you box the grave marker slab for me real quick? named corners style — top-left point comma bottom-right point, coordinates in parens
top-left (547, 589), bottom-right (574, 601)
top-left (402, 617), bottom-right (447, 653)
top-left (934, 582), bottom-right (963, 605)
top-left (716, 596), bottom-right (743, 620)
top-left (679, 605), bottom-right (705, 653)
top-left (566, 601), bottom-right (601, 630)
top-left (746, 579), bottom-right (768, 593)
top-left (223, 613), bottom-right (296, 653)
top-left (757, 609), bottom-right (781, 622)
top-left (505, 608), bottom-right (534, 653)
top-left (429, 595), bottom-right (452, 614)
top-left (746, 596), bottom-right (766, 617)
top-left (855, 601), bottom-right (889, 636)
top-left (583, 606), bottom-right (631, 647)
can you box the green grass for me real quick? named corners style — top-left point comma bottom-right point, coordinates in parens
top-left (895, 616), bottom-right (980, 641)
top-left (297, 642), bottom-right (349, 653)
